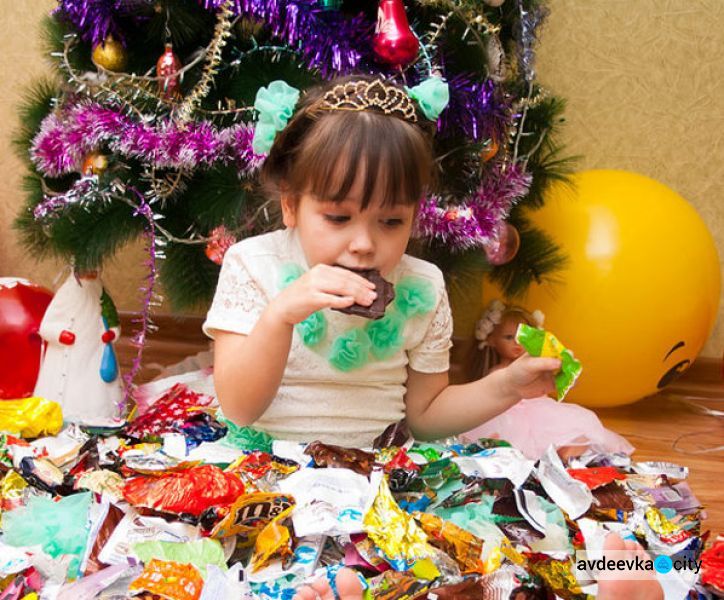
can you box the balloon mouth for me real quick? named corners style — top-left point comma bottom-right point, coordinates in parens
top-left (656, 359), bottom-right (691, 389)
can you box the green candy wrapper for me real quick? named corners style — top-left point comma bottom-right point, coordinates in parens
top-left (515, 324), bottom-right (582, 401)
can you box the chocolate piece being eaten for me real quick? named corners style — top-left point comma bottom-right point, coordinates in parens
top-left (333, 268), bottom-right (395, 320)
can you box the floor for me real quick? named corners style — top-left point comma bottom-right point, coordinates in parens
top-left (117, 313), bottom-right (724, 535)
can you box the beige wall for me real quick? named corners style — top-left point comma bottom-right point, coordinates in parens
top-left (1, 0), bottom-right (722, 356)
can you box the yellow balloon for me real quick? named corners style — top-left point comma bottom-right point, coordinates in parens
top-left (485, 169), bottom-right (721, 407)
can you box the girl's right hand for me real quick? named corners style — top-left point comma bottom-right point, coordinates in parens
top-left (268, 264), bottom-right (377, 325)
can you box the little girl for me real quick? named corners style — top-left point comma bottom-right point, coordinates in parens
top-left (204, 76), bottom-right (560, 447)
top-left (463, 300), bottom-right (633, 458)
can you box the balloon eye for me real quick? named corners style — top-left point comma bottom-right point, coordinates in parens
top-left (657, 359), bottom-right (691, 389)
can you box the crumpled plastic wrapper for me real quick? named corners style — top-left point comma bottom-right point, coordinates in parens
top-left (0, 397), bottom-right (63, 439)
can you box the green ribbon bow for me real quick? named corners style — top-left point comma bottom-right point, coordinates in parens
top-left (406, 77), bottom-right (450, 121)
top-left (252, 80), bottom-right (301, 155)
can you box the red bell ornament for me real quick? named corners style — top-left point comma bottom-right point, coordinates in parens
top-left (0, 278), bottom-right (53, 399)
top-left (372, 0), bottom-right (420, 68)
top-left (156, 43), bottom-right (182, 99)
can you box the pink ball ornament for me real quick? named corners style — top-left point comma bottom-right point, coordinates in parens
top-left (0, 278), bottom-right (53, 399)
top-left (484, 222), bottom-right (521, 265)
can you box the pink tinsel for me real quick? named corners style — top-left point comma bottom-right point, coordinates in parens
top-left (414, 164), bottom-right (532, 250)
top-left (31, 102), bottom-right (264, 177)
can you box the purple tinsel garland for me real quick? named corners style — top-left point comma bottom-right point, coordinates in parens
top-left (122, 186), bottom-right (159, 413)
top-left (31, 102), bottom-right (264, 177)
top-left (56, 0), bottom-right (373, 78)
top-left (54, 0), bottom-right (153, 46)
top-left (204, 0), bottom-right (374, 77)
top-left (415, 164), bottom-right (532, 249)
top-left (440, 75), bottom-right (512, 144)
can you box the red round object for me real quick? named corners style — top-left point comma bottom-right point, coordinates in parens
top-left (0, 278), bottom-right (53, 399)
top-left (372, 0), bottom-right (420, 67)
top-left (59, 330), bottom-right (76, 345)
top-left (101, 330), bottom-right (116, 344)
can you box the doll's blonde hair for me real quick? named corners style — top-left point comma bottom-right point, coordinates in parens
top-left (475, 299), bottom-right (545, 349)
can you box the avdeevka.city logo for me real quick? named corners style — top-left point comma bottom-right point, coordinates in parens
top-left (575, 550), bottom-right (701, 581)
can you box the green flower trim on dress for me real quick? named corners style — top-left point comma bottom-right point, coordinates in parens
top-left (278, 263), bottom-right (436, 371)
top-left (329, 327), bottom-right (373, 371)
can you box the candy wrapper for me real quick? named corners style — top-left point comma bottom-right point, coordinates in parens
top-left (18, 456), bottom-right (67, 494)
top-left (364, 570), bottom-right (430, 599)
top-left (453, 447), bottom-right (534, 488)
top-left (219, 420), bottom-right (274, 454)
top-left (515, 324), bottom-right (582, 400)
top-left (0, 397), bottom-right (63, 439)
top-left (413, 512), bottom-right (484, 573)
top-left (3, 491), bottom-right (92, 579)
top-left (363, 474), bottom-right (434, 569)
top-left (249, 506), bottom-right (294, 572)
top-left (304, 441), bottom-right (375, 476)
top-left (246, 534), bottom-right (325, 584)
top-left (128, 559), bottom-right (204, 600)
top-left (124, 384), bottom-right (214, 440)
top-left (526, 555), bottom-right (583, 600)
top-left (133, 539), bottom-right (227, 578)
top-left (122, 464), bottom-right (244, 517)
top-left (566, 466), bottom-right (626, 490)
top-left (208, 492), bottom-right (295, 542)
top-left (226, 451), bottom-right (298, 490)
top-left (74, 469), bottom-right (125, 502)
top-left (700, 536), bottom-right (724, 595)
top-left (98, 511), bottom-right (201, 566)
top-left (278, 468), bottom-right (374, 537)
top-left (536, 446), bottom-right (592, 519)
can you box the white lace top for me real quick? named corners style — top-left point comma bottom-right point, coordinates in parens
top-left (203, 228), bottom-right (452, 447)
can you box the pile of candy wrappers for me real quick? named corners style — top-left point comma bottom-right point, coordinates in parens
top-left (0, 384), bottom-right (721, 600)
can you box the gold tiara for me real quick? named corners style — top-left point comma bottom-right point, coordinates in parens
top-left (318, 80), bottom-right (418, 123)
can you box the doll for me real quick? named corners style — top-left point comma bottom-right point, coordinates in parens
top-left (33, 270), bottom-right (123, 423)
top-left (463, 300), bottom-right (634, 459)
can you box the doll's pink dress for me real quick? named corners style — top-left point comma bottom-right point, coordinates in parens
top-left (461, 396), bottom-right (633, 460)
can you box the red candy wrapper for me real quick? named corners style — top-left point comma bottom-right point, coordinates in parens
top-left (125, 384), bottom-right (214, 439)
top-left (701, 536), bottom-right (724, 594)
top-left (383, 448), bottom-right (420, 473)
top-left (566, 466), bottom-right (626, 490)
top-left (123, 464), bottom-right (244, 516)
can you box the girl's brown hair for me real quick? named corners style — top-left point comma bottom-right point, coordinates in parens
top-left (261, 75), bottom-right (436, 210)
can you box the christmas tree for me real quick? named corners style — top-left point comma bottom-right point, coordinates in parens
top-left (15, 0), bottom-right (571, 364)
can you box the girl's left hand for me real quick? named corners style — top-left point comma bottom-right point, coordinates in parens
top-left (503, 353), bottom-right (561, 399)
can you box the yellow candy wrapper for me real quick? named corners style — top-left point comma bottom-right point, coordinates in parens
top-left (515, 324), bottom-right (582, 401)
top-left (413, 512), bottom-right (485, 574)
top-left (527, 557), bottom-right (584, 600)
top-left (0, 397), bottom-right (62, 438)
top-left (363, 475), bottom-right (434, 568)
top-left (209, 492), bottom-right (295, 542)
top-left (249, 505), bottom-right (294, 572)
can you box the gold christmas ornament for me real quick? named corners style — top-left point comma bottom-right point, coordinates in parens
top-left (92, 35), bottom-right (128, 72)
top-left (81, 152), bottom-right (108, 176)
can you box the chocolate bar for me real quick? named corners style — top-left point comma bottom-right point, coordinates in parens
top-left (333, 268), bottom-right (395, 320)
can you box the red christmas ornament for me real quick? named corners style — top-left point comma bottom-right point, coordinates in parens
top-left (372, 0), bottom-right (420, 67)
top-left (205, 226), bottom-right (236, 265)
top-left (484, 222), bottom-right (520, 266)
top-left (0, 278), bottom-right (53, 399)
top-left (156, 43), bottom-right (182, 100)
